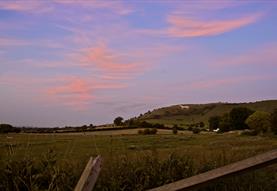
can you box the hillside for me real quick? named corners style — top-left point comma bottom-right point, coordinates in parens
top-left (138, 100), bottom-right (277, 126)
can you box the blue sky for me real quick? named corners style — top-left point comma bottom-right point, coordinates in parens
top-left (0, 0), bottom-right (277, 127)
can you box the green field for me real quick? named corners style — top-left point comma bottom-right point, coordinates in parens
top-left (1, 130), bottom-right (277, 190)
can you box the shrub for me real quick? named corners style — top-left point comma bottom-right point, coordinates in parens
top-left (172, 125), bottom-right (178, 134)
top-left (152, 123), bottom-right (165, 129)
top-left (199, 121), bottom-right (205, 128)
top-left (245, 111), bottom-right (271, 134)
top-left (192, 127), bottom-right (200, 134)
top-left (141, 121), bottom-right (153, 128)
top-left (138, 129), bottom-right (144, 134)
top-left (138, 128), bottom-right (158, 135)
top-left (149, 128), bottom-right (157, 134)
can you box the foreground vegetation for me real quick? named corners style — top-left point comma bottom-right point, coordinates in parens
top-left (0, 132), bottom-right (276, 190)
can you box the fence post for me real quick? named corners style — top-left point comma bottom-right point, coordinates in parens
top-left (74, 155), bottom-right (102, 191)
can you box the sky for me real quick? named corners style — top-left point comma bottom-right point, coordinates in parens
top-left (0, 0), bottom-right (277, 127)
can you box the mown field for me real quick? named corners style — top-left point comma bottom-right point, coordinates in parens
top-left (0, 130), bottom-right (277, 190)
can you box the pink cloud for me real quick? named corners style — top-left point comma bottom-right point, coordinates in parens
top-left (0, 1), bottom-right (52, 13)
top-left (45, 76), bottom-right (127, 110)
top-left (166, 13), bottom-right (262, 37)
top-left (53, 0), bottom-right (133, 15)
top-left (78, 43), bottom-right (147, 79)
top-left (46, 77), bottom-right (94, 110)
top-left (0, 74), bottom-right (127, 110)
top-left (0, 0), bottom-right (132, 15)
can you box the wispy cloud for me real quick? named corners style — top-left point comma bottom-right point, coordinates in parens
top-left (139, 1), bottom-right (264, 38)
top-left (79, 43), bottom-right (143, 79)
top-left (0, 0), bottom-right (132, 15)
top-left (0, 0), bottom-right (52, 13)
top-left (46, 77), bottom-right (94, 110)
top-left (53, 0), bottom-right (133, 15)
top-left (46, 76), bottom-right (127, 110)
top-left (166, 13), bottom-right (262, 37)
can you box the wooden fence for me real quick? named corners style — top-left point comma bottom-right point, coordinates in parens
top-left (74, 156), bottom-right (102, 191)
top-left (148, 149), bottom-right (277, 191)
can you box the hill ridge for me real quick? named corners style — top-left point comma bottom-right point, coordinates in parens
top-left (137, 100), bottom-right (277, 126)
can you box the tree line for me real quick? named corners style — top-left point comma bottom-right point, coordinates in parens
top-left (208, 107), bottom-right (277, 135)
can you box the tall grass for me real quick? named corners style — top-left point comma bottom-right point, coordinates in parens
top-left (0, 149), bottom-right (81, 191)
top-left (1, 133), bottom-right (276, 190)
top-left (1, 149), bottom-right (275, 191)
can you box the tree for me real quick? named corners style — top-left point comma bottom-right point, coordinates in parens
top-left (271, 109), bottom-right (277, 134)
top-left (208, 116), bottom-right (221, 131)
top-left (114, 116), bottom-right (124, 126)
top-left (0, 124), bottom-right (19, 133)
top-left (245, 111), bottom-right (271, 134)
top-left (218, 113), bottom-right (231, 132)
top-left (229, 107), bottom-right (254, 130)
top-left (124, 119), bottom-right (136, 127)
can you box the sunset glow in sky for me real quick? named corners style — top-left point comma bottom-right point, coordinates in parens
top-left (1, 0), bottom-right (277, 126)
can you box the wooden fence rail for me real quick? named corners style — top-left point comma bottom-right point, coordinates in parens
top-left (148, 149), bottom-right (277, 191)
top-left (74, 155), bottom-right (102, 191)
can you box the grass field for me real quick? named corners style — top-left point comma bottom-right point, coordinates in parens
top-left (1, 131), bottom-right (277, 190)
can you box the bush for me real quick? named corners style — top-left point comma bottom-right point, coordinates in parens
top-left (245, 111), bottom-right (271, 134)
top-left (141, 121), bottom-right (153, 128)
top-left (172, 125), bottom-right (178, 134)
top-left (192, 127), bottom-right (200, 134)
top-left (199, 121), bottom-right (205, 128)
top-left (138, 128), bottom-right (158, 135)
top-left (152, 123), bottom-right (165, 129)
top-left (150, 128), bottom-right (157, 134)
